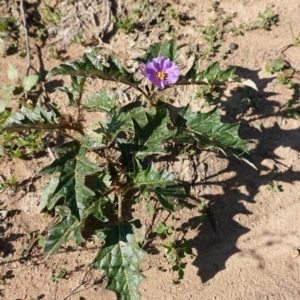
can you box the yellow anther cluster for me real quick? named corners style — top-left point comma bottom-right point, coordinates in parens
top-left (157, 71), bottom-right (166, 80)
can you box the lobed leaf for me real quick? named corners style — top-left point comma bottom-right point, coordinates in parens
top-left (174, 105), bottom-right (256, 168)
top-left (46, 52), bottom-right (139, 87)
top-left (131, 159), bottom-right (186, 211)
top-left (57, 76), bottom-right (86, 106)
top-left (39, 140), bottom-right (102, 219)
top-left (96, 101), bottom-right (151, 140)
top-left (82, 197), bottom-right (108, 222)
top-left (82, 90), bottom-right (116, 112)
top-left (4, 100), bottom-right (61, 131)
top-left (179, 61), bottom-right (257, 91)
top-left (194, 61), bottom-right (237, 83)
top-left (91, 220), bottom-right (146, 300)
top-left (44, 206), bottom-right (85, 258)
top-left (39, 176), bottom-right (59, 211)
top-left (118, 108), bottom-right (175, 166)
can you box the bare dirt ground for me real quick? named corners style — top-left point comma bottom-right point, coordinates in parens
top-left (0, 0), bottom-right (300, 299)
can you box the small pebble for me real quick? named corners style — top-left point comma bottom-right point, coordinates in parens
top-left (229, 43), bottom-right (238, 51)
top-left (290, 249), bottom-right (299, 258)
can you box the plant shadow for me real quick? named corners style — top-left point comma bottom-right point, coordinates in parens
top-left (183, 66), bottom-right (300, 282)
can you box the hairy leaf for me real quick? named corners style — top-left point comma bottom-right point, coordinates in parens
top-left (7, 64), bottom-right (18, 81)
top-left (4, 100), bottom-right (61, 131)
top-left (91, 220), bottom-right (146, 300)
top-left (97, 101), bottom-right (151, 140)
top-left (0, 84), bottom-right (15, 95)
top-left (44, 206), bottom-right (85, 258)
top-left (22, 75), bottom-right (39, 92)
top-left (0, 98), bottom-right (10, 113)
top-left (118, 108), bottom-right (174, 166)
top-left (82, 90), bottom-right (116, 112)
top-left (39, 176), bottom-right (59, 211)
top-left (174, 105), bottom-right (256, 168)
top-left (39, 140), bottom-right (101, 219)
top-left (82, 197), bottom-right (108, 222)
top-left (192, 61), bottom-right (237, 84)
top-left (132, 159), bottom-right (186, 211)
top-left (47, 52), bottom-right (139, 86)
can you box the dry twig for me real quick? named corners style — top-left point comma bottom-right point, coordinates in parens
top-left (20, 0), bottom-right (38, 80)
top-left (96, 0), bottom-right (112, 42)
top-left (61, 271), bottom-right (105, 300)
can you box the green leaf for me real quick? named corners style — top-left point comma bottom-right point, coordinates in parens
top-left (57, 76), bottom-right (86, 106)
top-left (195, 61), bottom-right (237, 83)
top-left (134, 39), bottom-right (178, 63)
top-left (38, 139), bottom-right (101, 219)
top-left (0, 98), bottom-right (10, 113)
top-left (82, 90), bottom-right (116, 112)
top-left (155, 184), bottom-right (187, 211)
top-left (178, 61), bottom-right (248, 88)
top-left (273, 60), bottom-right (284, 71)
top-left (40, 176), bottom-right (59, 211)
top-left (174, 105), bottom-right (256, 169)
top-left (178, 269), bottom-right (184, 278)
top-left (146, 203), bottom-right (155, 214)
top-left (80, 171), bottom-right (113, 217)
top-left (195, 61), bottom-right (220, 82)
top-left (156, 222), bottom-right (166, 234)
top-left (91, 220), bottom-right (146, 300)
top-left (131, 159), bottom-right (186, 211)
top-left (118, 108), bottom-right (175, 166)
top-left (82, 198), bottom-right (108, 222)
top-left (4, 100), bottom-right (61, 131)
top-left (183, 58), bottom-right (199, 81)
top-left (98, 102), bottom-right (150, 140)
top-left (22, 75), bottom-right (39, 92)
top-left (47, 52), bottom-right (139, 87)
top-left (265, 64), bottom-right (273, 73)
top-left (172, 265), bottom-right (180, 271)
top-left (44, 206), bottom-right (85, 258)
top-left (0, 84), bottom-right (15, 95)
top-left (7, 64), bottom-right (18, 81)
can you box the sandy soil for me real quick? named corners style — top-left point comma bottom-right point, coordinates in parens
top-left (0, 0), bottom-right (300, 299)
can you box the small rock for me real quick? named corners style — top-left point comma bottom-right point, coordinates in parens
top-left (229, 43), bottom-right (238, 51)
top-left (0, 210), bottom-right (8, 220)
top-left (290, 249), bottom-right (299, 258)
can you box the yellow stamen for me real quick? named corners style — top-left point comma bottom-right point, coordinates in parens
top-left (157, 71), bottom-right (166, 80)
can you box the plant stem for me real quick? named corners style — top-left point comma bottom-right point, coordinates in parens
top-left (132, 85), bottom-right (150, 99)
top-left (118, 193), bottom-right (122, 222)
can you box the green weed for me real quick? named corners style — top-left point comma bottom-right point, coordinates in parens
top-left (0, 175), bottom-right (18, 193)
top-left (50, 269), bottom-right (69, 283)
top-left (257, 6), bottom-right (278, 30)
top-left (266, 181), bottom-right (283, 193)
top-left (199, 1), bottom-right (235, 58)
top-left (283, 99), bottom-right (300, 119)
top-left (265, 60), bottom-right (295, 89)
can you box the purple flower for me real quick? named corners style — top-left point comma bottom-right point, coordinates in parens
top-left (144, 56), bottom-right (180, 89)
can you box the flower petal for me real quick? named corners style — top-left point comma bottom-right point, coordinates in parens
top-left (144, 56), bottom-right (180, 88)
